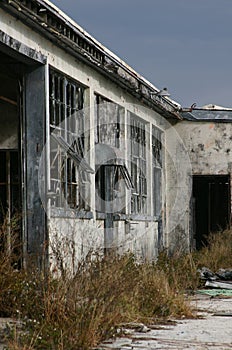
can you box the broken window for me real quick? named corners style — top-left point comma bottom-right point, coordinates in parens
top-left (49, 69), bottom-right (91, 210)
top-left (95, 163), bottom-right (133, 214)
top-left (129, 114), bottom-right (147, 214)
top-left (152, 126), bottom-right (163, 217)
top-left (95, 165), bottom-right (122, 213)
top-left (94, 143), bottom-right (133, 214)
top-left (94, 94), bottom-right (123, 148)
top-left (94, 96), bottom-right (126, 212)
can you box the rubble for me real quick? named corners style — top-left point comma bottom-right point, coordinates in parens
top-left (205, 280), bottom-right (232, 290)
top-left (198, 267), bottom-right (218, 280)
top-left (199, 266), bottom-right (232, 282)
top-left (197, 267), bottom-right (232, 295)
top-left (215, 268), bottom-right (232, 281)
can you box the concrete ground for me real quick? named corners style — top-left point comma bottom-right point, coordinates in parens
top-left (0, 294), bottom-right (231, 349)
top-left (98, 294), bottom-right (232, 350)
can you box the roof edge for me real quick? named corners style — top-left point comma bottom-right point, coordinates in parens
top-left (0, 0), bottom-right (182, 120)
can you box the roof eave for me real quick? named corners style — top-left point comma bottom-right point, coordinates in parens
top-left (0, 0), bottom-right (182, 120)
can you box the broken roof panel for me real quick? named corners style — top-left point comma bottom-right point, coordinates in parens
top-left (181, 107), bottom-right (232, 122)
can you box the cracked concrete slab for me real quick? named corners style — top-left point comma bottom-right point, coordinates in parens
top-left (98, 294), bottom-right (232, 350)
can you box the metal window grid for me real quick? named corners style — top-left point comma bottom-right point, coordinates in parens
top-left (49, 70), bottom-right (89, 210)
top-left (152, 126), bottom-right (163, 217)
top-left (130, 115), bottom-right (147, 214)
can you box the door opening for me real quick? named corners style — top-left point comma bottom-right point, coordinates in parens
top-left (0, 50), bottom-right (21, 262)
top-left (192, 175), bottom-right (230, 249)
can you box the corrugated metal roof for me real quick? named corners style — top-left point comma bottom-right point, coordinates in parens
top-left (181, 108), bottom-right (232, 122)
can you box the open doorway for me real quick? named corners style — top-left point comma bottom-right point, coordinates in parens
top-left (192, 175), bottom-right (231, 249)
top-left (0, 35), bottom-right (47, 268)
top-left (0, 51), bottom-right (21, 258)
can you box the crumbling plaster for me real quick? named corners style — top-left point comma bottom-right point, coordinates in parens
top-left (175, 121), bottom-right (232, 175)
top-left (0, 8), bottom-right (167, 261)
top-left (166, 120), bottom-right (232, 252)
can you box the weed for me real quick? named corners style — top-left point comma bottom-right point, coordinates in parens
top-left (1, 222), bottom-right (232, 349)
top-left (194, 229), bottom-right (232, 271)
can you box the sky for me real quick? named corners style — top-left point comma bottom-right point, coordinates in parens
top-left (50, 0), bottom-right (232, 108)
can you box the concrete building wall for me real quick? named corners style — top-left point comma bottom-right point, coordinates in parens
top-left (164, 121), bottom-right (192, 253)
top-left (6, 3), bottom-right (231, 262)
top-left (170, 120), bottom-right (232, 251)
top-left (175, 121), bottom-right (232, 175)
top-left (0, 7), bottom-right (170, 264)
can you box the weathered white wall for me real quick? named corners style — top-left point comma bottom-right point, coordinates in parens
top-left (117, 220), bottom-right (159, 260)
top-left (164, 121), bottom-right (192, 253)
top-left (168, 120), bottom-right (232, 252)
top-left (0, 8), bottom-right (166, 262)
top-left (176, 121), bottom-right (232, 175)
top-left (49, 218), bottom-right (158, 273)
top-left (49, 218), bottom-right (105, 273)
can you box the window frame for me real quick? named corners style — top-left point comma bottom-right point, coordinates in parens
top-left (49, 69), bottom-right (91, 211)
top-left (152, 125), bottom-right (163, 218)
top-left (129, 113), bottom-right (147, 215)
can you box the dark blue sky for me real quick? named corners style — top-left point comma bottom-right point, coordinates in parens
top-left (50, 0), bottom-right (232, 108)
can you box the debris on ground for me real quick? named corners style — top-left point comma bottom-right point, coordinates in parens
top-left (216, 268), bottom-right (232, 280)
top-left (198, 267), bottom-right (232, 292)
top-left (198, 267), bottom-right (218, 281)
top-left (205, 280), bottom-right (232, 290)
top-left (97, 294), bottom-right (232, 349)
top-left (197, 289), bottom-right (232, 297)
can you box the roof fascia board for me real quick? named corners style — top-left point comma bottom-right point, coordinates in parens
top-left (0, 0), bottom-right (181, 119)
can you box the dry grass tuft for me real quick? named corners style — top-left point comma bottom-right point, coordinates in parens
top-left (194, 229), bottom-right (232, 272)
top-left (1, 223), bottom-right (232, 349)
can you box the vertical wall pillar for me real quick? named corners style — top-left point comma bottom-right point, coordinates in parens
top-left (104, 165), bottom-right (116, 254)
top-left (23, 65), bottom-right (47, 269)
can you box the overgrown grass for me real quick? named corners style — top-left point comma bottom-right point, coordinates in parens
top-left (2, 254), bottom-right (193, 349)
top-left (1, 224), bottom-right (232, 349)
top-left (194, 229), bottom-right (232, 271)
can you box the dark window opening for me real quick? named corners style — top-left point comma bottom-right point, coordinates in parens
top-left (192, 175), bottom-right (231, 249)
top-left (95, 164), bottom-right (132, 214)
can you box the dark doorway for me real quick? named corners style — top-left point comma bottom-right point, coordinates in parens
top-left (192, 175), bottom-right (231, 249)
top-left (0, 52), bottom-right (21, 257)
top-left (0, 36), bottom-right (47, 268)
